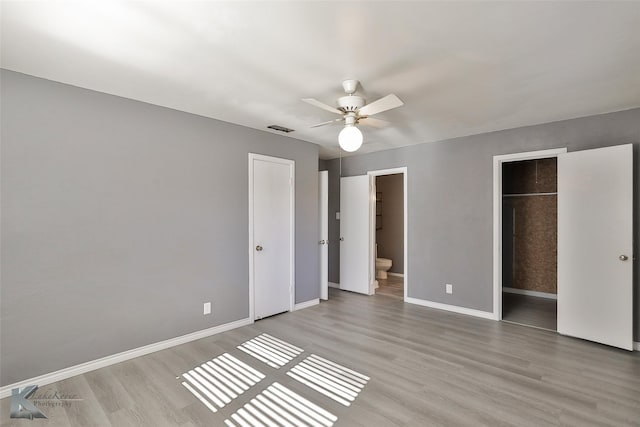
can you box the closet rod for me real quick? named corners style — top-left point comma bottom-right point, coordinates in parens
top-left (503, 192), bottom-right (557, 198)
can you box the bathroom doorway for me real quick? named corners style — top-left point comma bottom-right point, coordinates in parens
top-left (368, 168), bottom-right (407, 300)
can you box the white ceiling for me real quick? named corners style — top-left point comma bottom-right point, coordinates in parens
top-left (2, 1), bottom-right (639, 159)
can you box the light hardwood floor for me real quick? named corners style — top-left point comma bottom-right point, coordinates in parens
top-left (2, 288), bottom-right (639, 426)
top-left (375, 275), bottom-right (404, 299)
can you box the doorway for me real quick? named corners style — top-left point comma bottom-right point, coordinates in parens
top-left (368, 168), bottom-right (408, 300)
top-left (372, 174), bottom-right (405, 299)
top-left (501, 157), bottom-right (558, 330)
top-left (493, 148), bottom-right (566, 323)
top-left (248, 154), bottom-right (295, 320)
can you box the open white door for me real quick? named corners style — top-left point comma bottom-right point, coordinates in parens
top-left (250, 154), bottom-right (294, 320)
top-left (340, 175), bottom-right (372, 295)
top-left (319, 171), bottom-right (329, 300)
top-left (557, 144), bottom-right (633, 350)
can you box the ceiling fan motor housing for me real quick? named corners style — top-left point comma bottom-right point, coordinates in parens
top-left (342, 79), bottom-right (359, 94)
top-left (337, 95), bottom-right (365, 113)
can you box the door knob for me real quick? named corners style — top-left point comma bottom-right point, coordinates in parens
top-left (319, 240), bottom-right (326, 245)
top-left (619, 254), bottom-right (628, 261)
top-left (256, 245), bottom-right (263, 251)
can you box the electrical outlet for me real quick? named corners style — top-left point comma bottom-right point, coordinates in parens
top-left (203, 302), bottom-right (211, 315)
top-left (445, 284), bottom-right (453, 294)
top-left (336, 212), bottom-right (340, 220)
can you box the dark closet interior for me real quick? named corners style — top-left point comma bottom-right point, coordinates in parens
top-left (502, 158), bottom-right (558, 330)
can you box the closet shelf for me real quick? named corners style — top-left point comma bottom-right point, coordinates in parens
top-left (503, 192), bottom-right (557, 198)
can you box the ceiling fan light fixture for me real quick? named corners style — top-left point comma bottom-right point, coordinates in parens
top-left (338, 125), bottom-right (363, 152)
top-left (303, 79), bottom-right (404, 154)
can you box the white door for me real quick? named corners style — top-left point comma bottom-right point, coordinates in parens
top-left (250, 154), bottom-right (294, 320)
top-left (557, 144), bottom-right (633, 350)
top-left (340, 175), bottom-right (372, 295)
top-left (319, 171), bottom-right (329, 300)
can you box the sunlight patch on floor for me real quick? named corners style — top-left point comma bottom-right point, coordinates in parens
top-left (237, 333), bottom-right (303, 368)
top-left (180, 353), bottom-right (265, 412)
top-left (224, 382), bottom-right (337, 427)
top-left (286, 354), bottom-right (370, 406)
top-left (181, 335), bottom-right (368, 424)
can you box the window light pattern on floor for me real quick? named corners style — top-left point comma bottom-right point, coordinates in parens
top-left (286, 354), bottom-right (370, 406)
top-left (237, 333), bottom-right (303, 368)
top-left (224, 382), bottom-right (337, 427)
top-left (181, 353), bottom-right (265, 413)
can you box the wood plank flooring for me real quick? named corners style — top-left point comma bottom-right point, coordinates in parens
top-left (375, 276), bottom-right (404, 299)
top-left (2, 288), bottom-right (639, 426)
top-left (502, 292), bottom-right (557, 331)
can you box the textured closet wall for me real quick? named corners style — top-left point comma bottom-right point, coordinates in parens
top-left (503, 158), bottom-right (557, 194)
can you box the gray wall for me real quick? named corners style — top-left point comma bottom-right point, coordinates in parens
top-left (0, 70), bottom-right (320, 386)
top-left (324, 108), bottom-right (640, 341)
top-left (375, 174), bottom-right (404, 274)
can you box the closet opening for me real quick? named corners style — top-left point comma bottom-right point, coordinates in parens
top-left (501, 157), bottom-right (557, 331)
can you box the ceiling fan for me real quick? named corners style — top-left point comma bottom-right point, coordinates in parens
top-left (303, 79), bottom-right (404, 152)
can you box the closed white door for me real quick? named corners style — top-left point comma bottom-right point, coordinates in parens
top-left (250, 154), bottom-right (294, 320)
top-left (557, 144), bottom-right (633, 350)
top-left (319, 171), bottom-right (329, 300)
top-left (340, 175), bottom-right (372, 295)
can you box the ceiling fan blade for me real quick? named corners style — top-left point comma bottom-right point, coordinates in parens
top-left (302, 98), bottom-right (342, 115)
top-left (310, 118), bottom-right (343, 128)
top-left (358, 94), bottom-right (404, 116)
top-left (358, 117), bottom-right (389, 128)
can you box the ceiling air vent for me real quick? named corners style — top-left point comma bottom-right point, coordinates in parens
top-left (267, 125), bottom-right (295, 133)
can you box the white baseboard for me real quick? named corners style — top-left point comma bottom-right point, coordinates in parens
top-left (328, 282), bottom-right (340, 288)
top-left (405, 297), bottom-right (496, 320)
top-left (387, 272), bottom-right (404, 278)
top-left (0, 317), bottom-right (252, 399)
top-left (294, 299), bottom-right (320, 311)
top-left (503, 287), bottom-right (557, 300)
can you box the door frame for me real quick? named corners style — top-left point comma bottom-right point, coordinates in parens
top-left (492, 148), bottom-right (566, 321)
top-left (248, 153), bottom-right (295, 322)
top-left (368, 167), bottom-right (408, 300)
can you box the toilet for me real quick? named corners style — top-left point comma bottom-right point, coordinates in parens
top-left (375, 244), bottom-right (393, 279)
